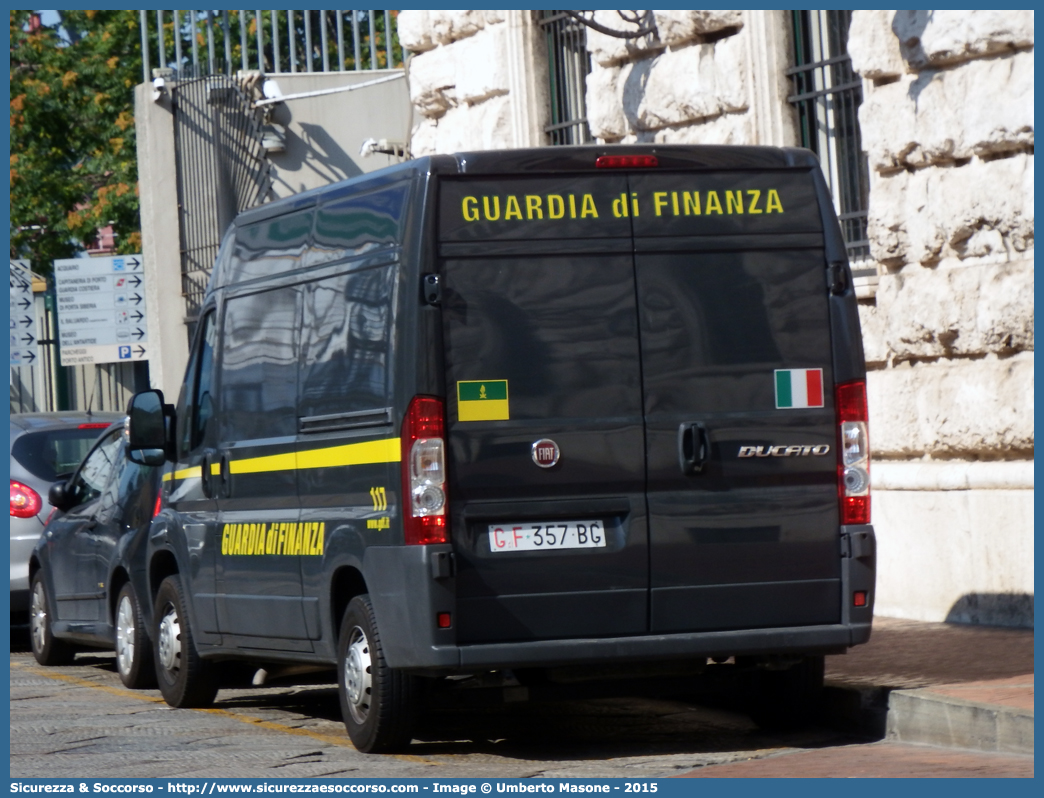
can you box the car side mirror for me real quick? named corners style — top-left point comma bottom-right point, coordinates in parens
top-left (127, 389), bottom-right (175, 466)
top-left (48, 481), bottom-right (73, 513)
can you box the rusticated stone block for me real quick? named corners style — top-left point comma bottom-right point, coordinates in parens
top-left (584, 10), bottom-right (664, 67)
top-left (875, 259), bottom-right (1034, 360)
top-left (893, 10), bottom-right (1034, 69)
top-left (652, 10), bottom-right (744, 48)
top-left (585, 64), bottom-right (628, 141)
top-left (849, 10), bottom-right (905, 80)
top-left (859, 50), bottom-right (1033, 172)
top-left (397, 11), bottom-right (436, 53)
top-left (410, 94), bottom-right (512, 156)
top-left (631, 34), bottom-right (748, 130)
top-left (867, 154), bottom-right (1034, 265)
top-left (867, 355), bottom-right (1034, 459)
top-left (408, 44), bottom-right (458, 117)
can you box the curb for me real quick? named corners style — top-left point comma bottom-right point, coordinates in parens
top-left (884, 688), bottom-right (1033, 755)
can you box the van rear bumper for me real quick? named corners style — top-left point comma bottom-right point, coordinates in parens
top-left (409, 622), bottom-right (870, 673)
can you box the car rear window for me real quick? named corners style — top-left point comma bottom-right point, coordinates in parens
top-left (11, 428), bottom-right (111, 482)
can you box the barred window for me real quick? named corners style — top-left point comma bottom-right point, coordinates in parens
top-left (787, 11), bottom-right (870, 262)
top-left (539, 11), bottom-right (593, 146)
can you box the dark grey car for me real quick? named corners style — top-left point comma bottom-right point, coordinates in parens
top-left (10, 412), bottom-right (119, 617)
top-left (28, 421), bottom-right (161, 689)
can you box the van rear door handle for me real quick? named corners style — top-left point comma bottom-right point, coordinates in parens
top-left (220, 454), bottom-right (231, 498)
top-left (678, 422), bottom-right (710, 475)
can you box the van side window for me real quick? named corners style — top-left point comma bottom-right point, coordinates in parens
top-left (311, 184), bottom-right (407, 266)
top-left (220, 286), bottom-right (302, 441)
top-left (299, 265), bottom-right (395, 419)
top-left (231, 209), bottom-right (313, 283)
top-left (181, 311), bottom-right (216, 455)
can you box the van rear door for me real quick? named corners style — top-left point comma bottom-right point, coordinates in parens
top-left (629, 170), bottom-right (842, 633)
top-left (438, 176), bottom-right (647, 644)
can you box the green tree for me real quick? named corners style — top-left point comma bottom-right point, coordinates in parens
top-left (10, 10), bottom-right (143, 274)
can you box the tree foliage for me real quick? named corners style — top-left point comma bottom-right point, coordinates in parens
top-left (10, 10), bottom-right (143, 274)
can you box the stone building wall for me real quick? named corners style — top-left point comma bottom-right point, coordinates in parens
top-left (398, 10), bottom-right (1033, 627)
top-left (848, 10), bottom-right (1033, 626)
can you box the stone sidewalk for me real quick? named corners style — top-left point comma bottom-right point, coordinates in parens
top-left (826, 616), bottom-right (1033, 754)
top-left (682, 616), bottom-right (1034, 776)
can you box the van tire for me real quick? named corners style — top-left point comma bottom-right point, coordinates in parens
top-left (115, 582), bottom-right (157, 689)
top-left (29, 571), bottom-right (76, 666)
top-left (153, 575), bottom-right (218, 708)
top-left (337, 594), bottom-right (418, 753)
top-left (749, 655), bottom-right (825, 730)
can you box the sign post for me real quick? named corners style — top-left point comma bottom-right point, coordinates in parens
top-left (52, 255), bottom-right (149, 366)
top-left (9, 260), bottom-right (40, 369)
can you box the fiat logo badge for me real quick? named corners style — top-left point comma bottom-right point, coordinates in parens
top-left (531, 439), bottom-right (560, 468)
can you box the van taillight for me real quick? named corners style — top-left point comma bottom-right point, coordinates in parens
top-left (153, 491), bottom-right (163, 519)
top-left (835, 380), bottom-right (870, 524)
top-left (401, 396), bottom-right (449, 545)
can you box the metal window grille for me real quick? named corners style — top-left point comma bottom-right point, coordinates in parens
top-left (539, 11), bottom-right (593, 146)
top-left (140, 10), bottom-right (403, 82)
top-left (787, 10), bottom-right (870, 262)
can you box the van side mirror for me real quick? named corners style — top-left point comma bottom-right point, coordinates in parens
top-left (47, 481), bottom-right (73, 512)
top-left (127, 389), bottom-right (175, 466)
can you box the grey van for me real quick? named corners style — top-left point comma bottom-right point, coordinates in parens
top-left (127, 145), bottom-right (876, 752)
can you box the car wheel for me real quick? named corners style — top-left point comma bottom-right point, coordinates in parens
top-left (749, 655), bottom-right (825, 730)
top-left (29, 571), bottom-right (76, 666)
top-left (337, 594), bottom-right (418, 753)
top-left (115, 583), bottom-right (157, 689)
top-left (153, 575), bottom-right (218, 708)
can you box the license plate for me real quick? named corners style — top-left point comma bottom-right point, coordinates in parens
top-left (488, 520), bottom-right (606, 552)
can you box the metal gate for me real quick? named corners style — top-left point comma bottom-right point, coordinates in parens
top-left (171, 74), bottom-right (272, 329)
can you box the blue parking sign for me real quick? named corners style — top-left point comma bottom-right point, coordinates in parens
top-left (118, 345), bottom-right (132, 359)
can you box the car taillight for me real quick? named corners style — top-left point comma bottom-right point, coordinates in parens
top-left (78, 422), bottom-right (110, 429)
top-left (11, 480), bottom-right (43, 519)
top-left (836, 380), bottom-right (870, 524)
top-left (153, 491), bottom-right (163, 519)
top-left (400, 396), bottom-right (449, 545)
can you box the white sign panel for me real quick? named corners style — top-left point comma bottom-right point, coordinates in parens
top-left (10, 260), bottom-right (40, 368)
top-left (53, 255), bottom-right (148, 366)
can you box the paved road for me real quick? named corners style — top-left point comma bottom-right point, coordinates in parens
top-left (9, 632), bottom-right (1031, 779)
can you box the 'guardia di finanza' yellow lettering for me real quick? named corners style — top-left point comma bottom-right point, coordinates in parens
top-left (653, 189), bottom-right (783, 216)
top-left (463, 189), bottom-right (783, 222)
top-left (462, 194), bottom-right (599, 222)
top-left (221, 521), bottom-right (326, 556)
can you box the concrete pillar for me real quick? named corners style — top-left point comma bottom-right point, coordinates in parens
top-left (134, 83), bottom-right (190, 403)
top-left (745, 10), bottom-right (800, 147)
top-left (505, 10), bottom-right (550, 148)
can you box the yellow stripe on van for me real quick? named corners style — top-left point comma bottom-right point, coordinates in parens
top-left (228, 437), bottom-right (401, 475)
top-left (163, 438), bottom-right (401, 482)
top-left (163, 465), bottom-right (202, 483)
top-left (297, 437), bottom-right (401, 470)
top-left (229, 451), bottom-right (299, 475)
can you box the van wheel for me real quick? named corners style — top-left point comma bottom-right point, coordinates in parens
top-left (29, 572), bottom-right (76, 666)
top-left (115, 583), bottom-right (156, 689)
top-left (154, 575), bottom-right (218, 707)
top-left (337, 595), bottom-right (418, 753)
top-left (749, 655), bottom-right (824, 730)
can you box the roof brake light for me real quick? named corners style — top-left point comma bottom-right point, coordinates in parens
top-left (595, 154), bottom-right (659, 169)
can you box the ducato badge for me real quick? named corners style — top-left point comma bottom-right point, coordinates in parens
top-left (531, 439), bottom-right (560, 468)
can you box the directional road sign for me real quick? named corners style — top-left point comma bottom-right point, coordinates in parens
top-left (10, 260), bottom-right (41, 368)
top-left (53, 254), bottom-right (149, 366)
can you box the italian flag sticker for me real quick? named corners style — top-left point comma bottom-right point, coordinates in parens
top-left (775, 368), bottom-right (824, 409)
